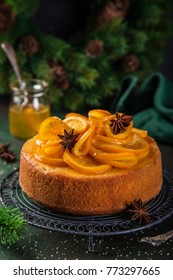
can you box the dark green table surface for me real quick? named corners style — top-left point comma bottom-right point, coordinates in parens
top-left (0, 96), bottom-right (173, 260)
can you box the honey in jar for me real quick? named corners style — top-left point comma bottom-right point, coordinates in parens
top-left (9, 79), bottom-right (50, 139)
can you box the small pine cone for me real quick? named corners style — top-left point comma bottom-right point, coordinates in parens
top-left (96, 0), bottom-right (129, 27)
top-left (85, 39), bottom-right (104, 57)
top-left (123, 54), bottom-right (140, 72)
top-left (49, 61), bottom-right (70, 91)
top-left (0, 3), bottom-right (15, 34)
top-left (21, 35), bottom-right (40, 56)
top-left (114, 0), bottom-right (129, 14)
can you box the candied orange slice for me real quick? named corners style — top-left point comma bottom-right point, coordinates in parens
top-left (89, 145), bottom-right (138, 168)
top-left (90, 145), bottom-right (136, 160)
top-left (87, 109), bottom-right (110, 131)
top-left (41, 144), bottom-right (63, 158)
top-left (63, 113), bottom-right (89, 134)
top-left (44, 138), bottom-right (61, 147)
top-left (136, 149), bottom-right (149, 161)
top-left (63, 150), bottom-right (111, 174)
top-left (41, 139), bottom-right (63, 157)
top-left (103, 157), bottom-right (138, 168)
top-left (132, 127), bottom-right (148, 138)
top-left (95, 126), bottom-right (106, 136)
top-left (36, 137), bottom-right (45, 146)
top-left (103, 120), bottom-right (133, 140)
top-left (73, 121), bottom-right (96, 157)
top-left (38, 116), bottom-right (70, 141)
top-left (88, 109), bottom-right (111, 120)
top-left (65, 112), bottom-right (87, 119)
top-left (129, 133), bottom-right (150, 153)
top-left (35, 147), bottom-right (66, 166)
top-left (96, 134), bottom-right (133, 144)
top-left (92, 139), bottom-right (133, 154)
top-left (93, 133), bottom-right (149, 155)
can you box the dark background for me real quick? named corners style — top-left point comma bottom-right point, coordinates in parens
top-left (32, 0), bottom-right (173, 82)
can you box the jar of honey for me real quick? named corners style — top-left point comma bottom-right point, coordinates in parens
top-left (9, 79), bottom-right (51, 139)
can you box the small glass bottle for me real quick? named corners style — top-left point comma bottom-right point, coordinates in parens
top-left (9, 79), bottom-right (51, 139)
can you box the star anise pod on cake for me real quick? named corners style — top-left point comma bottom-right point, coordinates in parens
top-left (129, 199), bottom-right (152, 226)
top-left (110, 112), bottom-right (133, 134)
top-left (0, 142), bottom-right (16, 163)
top-left (58, 129), bottom-right (79, 153)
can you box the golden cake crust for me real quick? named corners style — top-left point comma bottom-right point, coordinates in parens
top-left (19, 136), bottom-right (162, 215)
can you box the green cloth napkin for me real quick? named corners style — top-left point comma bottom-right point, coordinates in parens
top-left (110, 72), bottom-right (173, 144)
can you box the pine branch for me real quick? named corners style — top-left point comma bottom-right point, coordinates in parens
top-left (5, 0), bottom-right (39, 16)
top-left (0, 205), bottom-right (26, 245)
top-left (30, 57), bottom-right (53, 82)
top-left (73, 68), bottom-right (100, 89)
top-left (0, 0), bottom-right (172, 110)
top-left (0, 65), bottom-right (9, 94)
top-left (64, 90), bottom-right (85, 112)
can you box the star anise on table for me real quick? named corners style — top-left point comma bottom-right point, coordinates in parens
top-left (110, 112), bottom-right (133, 134)
top-left (0, 142), bottom-right (16, 163)
top-left (58, 129), bottom-right (79, 153)
top-left (128, 199), bottom-right (152, 226)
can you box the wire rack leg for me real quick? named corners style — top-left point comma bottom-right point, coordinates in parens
top-left (88, 235), bottom-right (94, 252)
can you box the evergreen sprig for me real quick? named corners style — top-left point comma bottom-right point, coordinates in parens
top-left (0, 205), bottom-right (26, 245)
top-left (0, 0), bottom-right (172, 112)
top-left (5, 0), bottom-right (39, 17)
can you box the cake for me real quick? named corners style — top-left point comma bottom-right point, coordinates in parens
top-left (19, 110), bottom-right (162, 215)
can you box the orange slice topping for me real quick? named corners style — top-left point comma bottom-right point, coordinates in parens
top-left (132, 127), bottom-right (148, 138)
top-left (63, 150), bottom-right (111, 174)
top-left (93, 133), bottom-right (149, 155)
top-left (35, 110), bottom-right (150, 173)
top-left (35, 147), bottom-right (66, 166)
top-left (73, 121), bottom-right (96, 157)
top-left (64, 113), bottom-right (89, 134)
top-left (103, 119), bottom-right (133, 140)
top-left (88, 109), bottom-right (111, 120)
top-left (38, 116), bottom-right (70, 141)
top-left (89, 146), bottom-right (138, 168)
top-left (41, 144), bottom-right (63, 158)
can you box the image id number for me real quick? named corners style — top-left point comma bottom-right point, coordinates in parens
top-left (106, 266), bottom-right (160, 276)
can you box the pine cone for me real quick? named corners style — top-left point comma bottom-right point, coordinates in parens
top-left (123, 54), bottom-right (140, 72)
top-left (49, 61), bottom-right (70, 91)
top-left (20, 35), bottom-right (40, 56)
top-left (85, 39), bottom-right (104, 57)
top-left (0, 3), bottom-right (15, 34)
top-left (114, 0), bottom-right (129, 13)
top-left (96, 0), bottom-right (129, 27)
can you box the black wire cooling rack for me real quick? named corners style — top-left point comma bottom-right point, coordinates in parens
top-left (0, 169), bottom-right (173, 251)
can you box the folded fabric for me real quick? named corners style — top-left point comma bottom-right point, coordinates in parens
top-left (110, 72), bottom-right (173, 144)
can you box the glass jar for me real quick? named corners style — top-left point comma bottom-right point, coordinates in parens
top-left (9, 79), bottom-right (51, 139)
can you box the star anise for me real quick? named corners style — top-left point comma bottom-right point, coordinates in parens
top-left (0, 142), bottom-right (16, 163)
top-left (110, 112), bottom-right (133, 134)
top-left (0, 151), bottom-right (16, 162)
top-left (129, 199), bottom-right (152, 225)
top-left (58, 129), bottom-right (79, 153)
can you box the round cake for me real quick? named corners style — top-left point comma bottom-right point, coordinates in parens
top-left (19, 110), bottom-right (163, 215)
